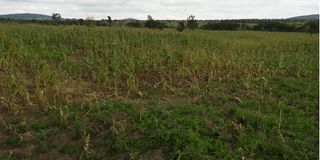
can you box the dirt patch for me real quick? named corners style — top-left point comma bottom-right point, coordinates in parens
top-left (21, 131), bottom-right (36, 142)
top-left (142, 148), bottom-right (164, 160)
top-left (13, 144), bottom-right (35, 155)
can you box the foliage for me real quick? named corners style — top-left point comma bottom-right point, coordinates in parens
top-left (201, 21), bottom-right (241, 30)
top-left (176, 21), bottom-right (185, 32)
top-left (0, 16), bottom-right (317, 33)
top-left (126, 21), bottom-right (143, 28)
top-left (252, 21), bottom-right (297, 32)
top-left (302, 21), bottom-right (319, 34)
top-left (144, 15), bottom-right (167, 30)
top-left (51, 13), bottom-right (62, 25)
top-left (240, 23), bottom-right (252, 30)
top-left (144, 15), bottom-right (154, 28)
top-left (51, 13), bottom-right (61, 21)
top-left (186, 15), bottom-right (198, 30)
top-left (107, 16), bottom-right (112, 26)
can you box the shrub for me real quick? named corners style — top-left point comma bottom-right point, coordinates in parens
top-left (177, 21), bottom-right (185, 32)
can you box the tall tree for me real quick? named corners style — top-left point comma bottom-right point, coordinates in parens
top-left (145, 15), bottom-right (155, 29)
top-left (52, 13), bottom-right (62, 21)
top-left (186, 15), bottom-right (198, 31)
top-left (107, 16), bottom-right (112, 26)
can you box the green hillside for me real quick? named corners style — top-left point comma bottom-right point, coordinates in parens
top-left (0, 13), bottom-right (52, 20)
top-left (288, 14), bottom-right (319, 21)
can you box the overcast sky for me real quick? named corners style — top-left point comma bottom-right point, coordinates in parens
top-left (0, 0), bottom-right (318, 20)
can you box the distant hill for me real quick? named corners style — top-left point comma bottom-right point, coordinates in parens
top-left (121, 18), bottom-right (139, 21)
top-left (0, 13), bottom-right (52, 20)
top-left (288, 14), bottom-right (319, 21)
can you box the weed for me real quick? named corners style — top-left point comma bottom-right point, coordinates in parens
top-left (0, 24), bottom-right (317, 159)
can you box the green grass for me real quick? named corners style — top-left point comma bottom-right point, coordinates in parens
top-left (0, 23), bottom-right (318, 159)
top-left (0, 100), bottom-right (318, 159)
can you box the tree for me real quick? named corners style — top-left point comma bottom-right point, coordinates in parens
top-left (78, 19), bottom-right (85, 25)
top-left (304, 21), bottom-right (319, 35)
top-left (52, 13), bottom-right (62, 25)
top-left (52, 13), bottom-right (62, 20)
top-left (145, 15), bottom-right (155, 28)
top-left (186, 15), bottom-right (198, 30)
top-left (177, 21), bottom-right (185, 32)
top-left (144, 15), bottom-right (165, 29)
top-left (107, 16), bottom-right (112, 26)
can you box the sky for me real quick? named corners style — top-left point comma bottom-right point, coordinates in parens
top-left (0, 0), bottom-right (318, 20)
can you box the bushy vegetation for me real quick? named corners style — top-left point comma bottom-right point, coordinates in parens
top-left (0, 23), bottom-right (318, 159)
top-left (145, 15), bottom-right (167, 30)
top-left (176, 21), bottom-right (185, 32)
top-left (201, 21), bottom-right (241, 30)
top-left (0, 14), bottom-right (318, 33)
top-left (186, 15), bottom-right (199, 30)
top-left (126, 21), bottom-right (143, 28)
top-left (301, 21), bottom-right (320, 34)
top-left (252, 21), bottom-right (297, 32)
top-left (201, 20), bottom-right (319, 33)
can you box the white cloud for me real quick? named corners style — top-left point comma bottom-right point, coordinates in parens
top-left (0, 0), bottom-right (318, 19)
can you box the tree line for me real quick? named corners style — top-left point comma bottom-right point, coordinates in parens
top-left (142, 15), bottom-right (318, 34)
top-left (0, 13), bottom-right (318, 34)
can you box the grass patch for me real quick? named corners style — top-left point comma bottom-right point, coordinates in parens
top-left (0, 23), bottom-right (318, 159)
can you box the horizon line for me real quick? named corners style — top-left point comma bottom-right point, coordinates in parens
top-left (0, 12), bottom-right (318, 21)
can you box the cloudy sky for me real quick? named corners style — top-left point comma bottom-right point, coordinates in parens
top-left (0, 0), bottom-right (318, 20)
